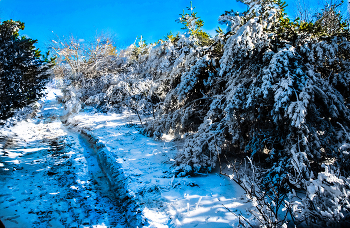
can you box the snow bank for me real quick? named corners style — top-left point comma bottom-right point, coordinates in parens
top-left (79, 129), bottom-right (143, 227)
top-left (65, 111), bottom-right (253, 227)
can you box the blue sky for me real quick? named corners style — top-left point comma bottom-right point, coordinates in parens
top-left (0, 0), bottom-right (348, 52)
top-left (0, 0), bottom-right (245, 51)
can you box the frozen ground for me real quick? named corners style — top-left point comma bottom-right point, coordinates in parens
top-left (0, 89), bottom-right (126, 227)
top-left (0, 87), bottom-right (253, 227)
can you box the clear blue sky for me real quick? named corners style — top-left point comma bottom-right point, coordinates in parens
top-left (0, 0), bottom-right (348, 52)
top-left (0, 0), bottom-right (246, 51)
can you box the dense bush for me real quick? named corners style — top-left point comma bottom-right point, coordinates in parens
top-left (0, 20), bottom-right (54, 120)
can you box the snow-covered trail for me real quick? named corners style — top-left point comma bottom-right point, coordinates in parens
top-left (1, 86), bottom-right (253, 227)
top-left (0, 89), bottom-right (126, 227)
top-left (66, 108), bottom-right (253, 227)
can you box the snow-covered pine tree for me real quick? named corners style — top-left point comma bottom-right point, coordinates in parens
top-left (0, 20), bottom-right (54, 120)
top-left (176, 1), bottom-right (212, 46)
top-left (171, 0), bottom-right (350, 185)
top-left (146, 31), bottom-right (223, 151)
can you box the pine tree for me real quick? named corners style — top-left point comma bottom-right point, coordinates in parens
top-left (168, 0), bottom-right (350, 181)
top-left (0, 20), bottom-right (54, 120)
top-left (176, 2), bottom-right (212, 46)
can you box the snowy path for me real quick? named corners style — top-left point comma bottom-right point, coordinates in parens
top-left (0, 89), bottom-right (126, 227)
top-left (1, 87), bottom-right (253, 227)
top-left (67, 114), bottom-right (253, 227)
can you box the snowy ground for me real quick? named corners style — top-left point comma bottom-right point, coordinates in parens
top-left (0, 89), bottom-right (125, 227)
top-left (66, 110), bottom-right (254, 225)
top-left (0, 87), bottom-right (253, 227)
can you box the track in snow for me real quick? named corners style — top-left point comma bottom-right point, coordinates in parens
top-left (0, 89), bottom-right (126, 228)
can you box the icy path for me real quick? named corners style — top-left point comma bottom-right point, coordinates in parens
top-left (0, 89), bottom-right (125, 227)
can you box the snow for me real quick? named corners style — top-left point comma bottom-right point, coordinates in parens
top-left (67, 108), bottom-right (253, 227)
top-left (0, 87), bottom-right (253, 227)
top-left (0, 88), bottom-right (125, 227)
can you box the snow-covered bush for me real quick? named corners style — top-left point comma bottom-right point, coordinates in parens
top-left (221, 157), bottom-right (293, 228)
top-left (51, 36), bottom-right (119, 107)
top-left (165, 0), bottom-right (350, 180)
top-left (289, 165), bottom-right (350, 227)
top-left (61, 86), bottom-right (82, 114)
